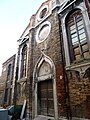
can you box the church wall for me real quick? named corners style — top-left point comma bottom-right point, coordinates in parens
top-left (66, 70), bottom-right (90, 119)
top-left (59, 0), bottom-right (90, 119)
top-left (0, 0), bottom-right (89, 120)
top-left (26, 8), bottom-right (67, 119)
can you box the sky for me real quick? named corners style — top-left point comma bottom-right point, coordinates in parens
top-left (0, 0), bottom-right (45, 76)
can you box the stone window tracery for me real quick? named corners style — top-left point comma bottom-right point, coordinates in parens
top-left (66, 10), bottom-right (90, 63)
top-left (21, 44), bottom-right (27, 78)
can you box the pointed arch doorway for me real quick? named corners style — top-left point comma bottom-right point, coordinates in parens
top-left (33, 55), bottom-right (58, 119)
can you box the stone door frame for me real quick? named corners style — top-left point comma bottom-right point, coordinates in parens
top-left (33, 54), bottom-right (58, 120)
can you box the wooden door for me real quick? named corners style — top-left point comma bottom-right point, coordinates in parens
top-left (38, 80), bottom-right (54, 117)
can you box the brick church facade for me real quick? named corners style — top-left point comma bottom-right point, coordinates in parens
top-left (0, 0), bottom-right (90, 119)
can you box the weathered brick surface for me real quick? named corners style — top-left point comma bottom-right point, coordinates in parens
top-left (19, 3), bottom-right (90, 119)
top-left (56, 64), bottom-right (67, 117)
top-left (0, 0), bottom-right (89, 120)
top-left (0, 55), bottom-right (15, 107)
top-left (67, 70), bottom-right (90, 119)
top-left (26, 10), bottom-right (67, 119)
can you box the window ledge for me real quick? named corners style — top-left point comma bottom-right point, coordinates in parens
top-left (66, 60), bottom-right (90, 71)
top-left (17, 77), bottom-right (27, 83)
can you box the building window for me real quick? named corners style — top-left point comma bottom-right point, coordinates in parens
top-left (66, 10), bottom-right (90, 63)
top-left (21, 44), bottom-right (27, 78)
top-left (36, 21), bottom-right (51, 43)
top-left (4, 88), bottom-right (8, 102)
top-left (40, 8), bottom-right (47, 19)
top-left (7, 64), bottom-right (11, 80)
top-left (9, 88), bottom-right (12, 105)
top-left (37, 5), bottom-right (48, 21)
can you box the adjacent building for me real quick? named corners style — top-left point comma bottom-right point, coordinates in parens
top-left (0, 55), bottom-right (16, 107)
top-left (0, 0), bottom-right (90, 120)
top-left (0, 76), bottom-right (5, 106)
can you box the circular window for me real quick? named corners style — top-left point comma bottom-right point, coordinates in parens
top-left (37, 5), bottom-right (48, 21)
top-left (40, 8), bottom-right (47, 19)
top-left (36, 21), bottom-right (51, 43)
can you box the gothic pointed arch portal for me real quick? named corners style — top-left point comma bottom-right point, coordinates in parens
top-left (33, 54), bottom-right (58, 119)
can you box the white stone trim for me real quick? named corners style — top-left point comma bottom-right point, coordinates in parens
top-left (61, 17), bottom-right (70, 66)
top-left (18, 47), bottom-right (22, 80)
top-left (60, 2), bottom-right (90, 67)
top-left (18, 42), bottom-right (29, 80)
top-left (26, 42), bottom-right (29, 78)
top-left (58, 0), bottom-right (71, 14)
top-left (11, 53), bottom-right (17, 104)
top-left (33, 54), bottom-right (58, 120)
top-left (36, 21), bottom-right (51, 43)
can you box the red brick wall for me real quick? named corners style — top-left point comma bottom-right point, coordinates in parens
top-left (67, 70), bottom-right (90, 119)
top-left (56, 64), bottom-right (67, 117)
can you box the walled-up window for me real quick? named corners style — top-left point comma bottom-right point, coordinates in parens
top-left (66, 10), bottom-right (90, 63)
top-left (7, 64), bottom-right (11, 80)
top-left (4, 88), bottom-right (8, 102)
top-left (21, 44), bottom-right (27, 78)
top-left (9, 88), bottom-right (12, 105)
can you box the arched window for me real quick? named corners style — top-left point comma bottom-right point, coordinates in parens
top-left (66, 10), bottom-right (90, 63)
top-left (21, 44), bottom-right (27, 78)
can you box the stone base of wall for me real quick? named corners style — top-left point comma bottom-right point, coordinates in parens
top-left (71, 117), bottom-right (89, 120)
top-left (59, 116), bottom-right (67, 120)
top-left (59, 117), bottom-right (89, 120)
top-left (25, 117), bottom-right (90, 120)
top-left (34, 115), bottom-right (54, 120)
